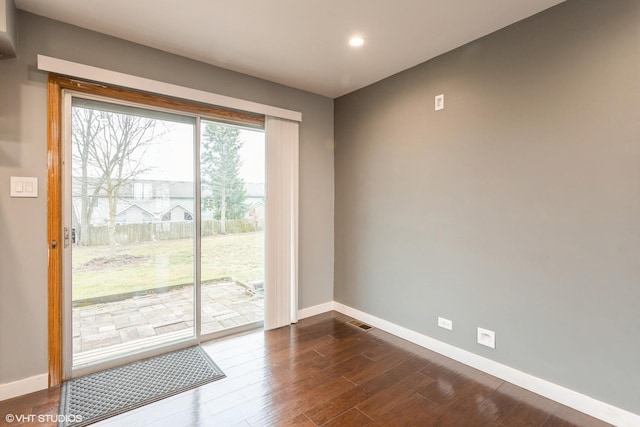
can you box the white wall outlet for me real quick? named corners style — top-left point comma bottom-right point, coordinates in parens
top-left (438, 317), bottom-right (453, 330)
top-left (435, 94), bottom-right (444, 111)
top-left (477, 327), bottom-right (495, 349)
top-left (10, 176), bottom-right (38, 198)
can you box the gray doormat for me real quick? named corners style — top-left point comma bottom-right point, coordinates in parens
top-left (58, 346), bottom-right (225, 427)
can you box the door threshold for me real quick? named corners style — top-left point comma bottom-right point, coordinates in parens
top-left (71, 329), bottom-right (194, 375)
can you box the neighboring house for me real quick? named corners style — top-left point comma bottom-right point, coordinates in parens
top-left (72, 178), bottom-right (264, 226)
top-left (115, 203), bottom-right (155, 224)
top-left (159, 204), bottom-right (193, 222)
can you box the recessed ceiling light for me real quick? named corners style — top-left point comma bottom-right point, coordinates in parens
top-left (349, 37), bottom-right (364, 47)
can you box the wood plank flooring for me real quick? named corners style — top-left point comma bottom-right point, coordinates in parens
top-left (0, 311), bottom-right (612, 426)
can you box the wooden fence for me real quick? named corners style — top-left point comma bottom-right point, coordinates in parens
top-left (84, 219), bottom-right (260, 246)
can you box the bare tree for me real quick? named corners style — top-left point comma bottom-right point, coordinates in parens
top-left (72, 106), bottom-right (156, 252)
top-left (72, 108), bottom-right (104, 246)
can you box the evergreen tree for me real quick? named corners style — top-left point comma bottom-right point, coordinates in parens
top-left (201, 123), bottom-right (247, 233)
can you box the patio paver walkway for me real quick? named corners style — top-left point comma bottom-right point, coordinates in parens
top-left (72, 281), bottom-right (263, 356)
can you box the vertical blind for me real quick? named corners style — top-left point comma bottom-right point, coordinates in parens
top-left (264, 116), bottom-right (299, 330)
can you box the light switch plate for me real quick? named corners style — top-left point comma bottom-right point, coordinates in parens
top-left (435, 94), bottom-right (444, 111)
top-left (10, 177), bottom-right (38, 198)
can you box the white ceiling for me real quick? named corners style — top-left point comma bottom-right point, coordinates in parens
top-left (15, 0), bottom-right (564, 98)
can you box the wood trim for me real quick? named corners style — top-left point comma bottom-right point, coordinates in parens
top-left (38, 55), bottom-right (300, 122)
top-left (50, 76), bottom-right (264, 128)
top-left (47, 75), bottom-right (63, 387)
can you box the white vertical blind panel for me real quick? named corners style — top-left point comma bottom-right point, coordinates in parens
top-left (264, 116), bottom-right (299, 330)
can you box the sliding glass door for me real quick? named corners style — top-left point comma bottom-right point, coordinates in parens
top-left (199, 120), bottom-right (265, 335)
top-left (64, 94), bottom-right (264, 376)
top-left (67, 97), bottom-right (197, 369)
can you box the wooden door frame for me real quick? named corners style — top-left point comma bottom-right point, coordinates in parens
top-left (47, 74), bottom-right (265, 386)
top-left (47, 75), bottom-right (63, 387)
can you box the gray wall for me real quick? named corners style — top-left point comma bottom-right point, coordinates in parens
top-left (0, 0), bottom-right (17, 57)
top-left (0, 12), bottom-right (334, 384)
top-left (335, 0), bottom-right (640, 415)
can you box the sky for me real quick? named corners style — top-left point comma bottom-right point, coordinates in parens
top-left (140, 122), bottom-right (265, 184)
top-left (72, 104), bottom-right (265, 184)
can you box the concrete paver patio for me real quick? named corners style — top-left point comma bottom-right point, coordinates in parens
top-left (72, 281), bottom-right (263, 358)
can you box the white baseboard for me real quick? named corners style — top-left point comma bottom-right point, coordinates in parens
top-left (0, 374), bottom-right (48, 401)
top-left (332, 302), bottom-right (640, 427)
top-left (3, 304), bottom-right (638, 426)
top-left (297, 301), bottom-right (335, 320)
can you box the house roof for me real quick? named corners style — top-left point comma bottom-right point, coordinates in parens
top-left (115, 203), bottom-right (155, 217)
top-left (158, 204), bottom-right (193, 217)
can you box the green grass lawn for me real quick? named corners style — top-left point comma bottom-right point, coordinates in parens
top-left (72, 232), bottom-right (264, 300)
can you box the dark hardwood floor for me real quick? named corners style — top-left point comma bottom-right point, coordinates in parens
top-left (0, 311), bottom-right (611, 426)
